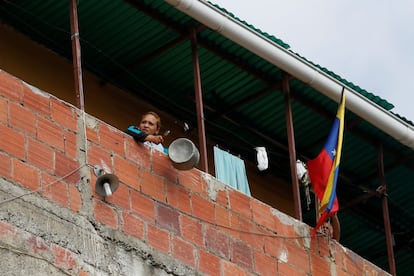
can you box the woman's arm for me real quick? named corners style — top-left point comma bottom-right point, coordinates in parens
top-left (126, 125), bottom-right (148, 142)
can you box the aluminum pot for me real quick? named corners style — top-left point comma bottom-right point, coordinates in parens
top-left (168, 138), bottom-right (200, 170)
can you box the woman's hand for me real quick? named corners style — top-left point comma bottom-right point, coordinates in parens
top-left (146, 134), bottom-right (164, 144)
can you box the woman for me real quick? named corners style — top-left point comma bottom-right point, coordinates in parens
top-left (126, 111), bottom-right (165, 153)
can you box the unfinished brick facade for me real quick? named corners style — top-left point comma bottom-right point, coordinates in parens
top-left (0, 70), bottom-right (389, 275)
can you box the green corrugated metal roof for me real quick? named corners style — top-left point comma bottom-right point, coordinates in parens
top-left (1, 0), bottom-right (413, 274)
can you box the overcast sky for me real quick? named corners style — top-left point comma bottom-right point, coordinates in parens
top-left (212, 0), bottom-right (414, 121)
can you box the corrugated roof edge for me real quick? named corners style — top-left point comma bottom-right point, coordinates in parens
top-left (209, 1), bottom-right (401, 116)
top-left (209, 3), bottom-right (290, 49)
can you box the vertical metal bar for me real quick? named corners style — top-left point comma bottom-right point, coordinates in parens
top-left (190, 28), bottom-right (208, 173)
top-left (69, 0), bottom-right (85, 111)
top-left (378, 144), bottom-right (396, 275)
top-left (282, 73), bottom-right (302, 221)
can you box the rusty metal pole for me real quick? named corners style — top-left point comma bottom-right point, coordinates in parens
top-left (190, 28), bottom-right (208, 173)
top-left (282, 73), bottom-right (302, 221)
top-left (378, 144), bottom-right (397, 275)
top-left (69, 0), bottom-right (85, 111)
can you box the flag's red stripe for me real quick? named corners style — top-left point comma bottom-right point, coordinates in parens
top-left (306, 149), bottom-right (332, 200)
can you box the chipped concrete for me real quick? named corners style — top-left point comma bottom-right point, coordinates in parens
top-left (0, 179), bottom-right (201, 276)
top-left (202, 172), bottom-right (228, 202)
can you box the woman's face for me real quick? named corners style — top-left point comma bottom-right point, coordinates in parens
top-left (139, 114), bottom-right (159, 135)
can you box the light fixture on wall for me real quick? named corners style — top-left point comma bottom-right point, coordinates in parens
top-left (93, 165), bottom-right (119, 197)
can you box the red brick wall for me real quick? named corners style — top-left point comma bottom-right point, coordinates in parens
top-left (0, 69), bottom-right (389, 275)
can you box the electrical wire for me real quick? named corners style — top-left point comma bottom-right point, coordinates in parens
top-left (0, 164), bottom-right (90, 206)
top-left (158, 201), bottom-right (324, 240)
top-left (0, 244), bottom-right (74, 276)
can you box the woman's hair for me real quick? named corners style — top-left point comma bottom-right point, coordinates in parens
top-left (142, 111), bottom-right (161, 129)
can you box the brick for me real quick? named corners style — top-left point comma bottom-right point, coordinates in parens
top-left (68, 184), bottom-right (82, 212)
top-left (27, 235), bottom-right (50, 255)
top-left (156, 203), bottom-right (180, 235)
top-left (86, 124), bottom-right (99, 144)
top-left (311, 252), bottom-right (331, 276)
top-left (9, 102), bottom-right (36, 136)
top-left (98, 123), bottom-right (124, 156)
top-left (105, 183), bottom-right (130, 211)
top-left (51, 98), bottom-right (77, 131)
top-left (51, 243), bottom-right (77, 270)
top-left (251, 199), bottom-right (278, 233)
top-left (283, 240), bottom-right (310, 274)
top-left (41, 173), bottom-right (69, 207)
top-left (230, 213), bottom-right (239, 231)
top-left (113, 155), bottom-right (139, 190)
top-left (89, 173), bottom-right (100, 198)
top-left (130, 190), bottom-right (155, 223)
top-left (216, 189), bottom-right (228, 208)
top-left (278, 261), bottom-right (304, 276)
top-left (178, 169), bottom-right (205, 196)
top-left (205, 226), bottom-right (230, 259)
top-left (64, 130), bottom-right (78, 160)
top-left (264, 235), bottom-right (290, 260)
top-left (0, 221), bottom-right (17, 237)
top-left (192, 194), bottom-right (215, 224)
top-left (124, 136), bottom-right (151, 168)
top-left (152, 151), bottom-right (177, 183)
top-left (222, 260), bottom-right (246, 276)
top-left (280, 223), bottom-right (300, 241)
top-left (0, 97), bottom-right (8, 124)
top-left (23, 84), bottom-right (51, 116)
top-left (330, 242), bottom-right (351, 274)
top-left (27, 138), bottom-right (54, 173)
top-left (237, 218), bottom-right (266, 250)
top-left (147, 223), bottom-right (170, 253)
top-left (121, 212), bottom-right (145, 240)
top-left (231, 239), bottom-right (253, 271)
top-left (12, 158), bottom-right (40, 191)
top-left (254, 250), bottom-right (277, 276)
top-left (79, 270), bottom-right (91, 276)
top-left (341, 249), bottom-right (364, 276)
top-left (317, 236), bottom-right (332, 257)
top-left (93, 198), bottom-right (118, 229)
top-left (55, 152), bottom-right (80, 185)
top-left (228, 190), bottom-right (252, 220)
top-left (172, 235), bottom-right (196, 267)
top-left (37, 116), bottom-right (64, 151)
top-left (141, 170), bottom-right (166, 202)
top-left (166, 183), bottom-right (191, 214)
top-left (215, 205), bottom-right (231, 233)
top-left (198, 249), bottom-right (221, 276)
top-left (0, 71), bottom-right (23, 102)
top-left (0, 152), bottom-right (11, 180)
top-left (308, 234), bottom-right (319, 253)
top-left (180, 214), bottom-right (203, 247)
top-left (0, 124), bottom-right (25, 160)
top-left (87, 144), bottom-right (112, 172)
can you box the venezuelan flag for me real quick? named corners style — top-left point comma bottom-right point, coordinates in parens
top-left (306, 92), bottom-right (345, 236)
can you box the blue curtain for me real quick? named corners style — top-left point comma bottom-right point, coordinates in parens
top-left (214, 146), bottom-right (251, 196)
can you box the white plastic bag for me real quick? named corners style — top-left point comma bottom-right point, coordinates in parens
top-left (255, 147), bottom-right (268, 171)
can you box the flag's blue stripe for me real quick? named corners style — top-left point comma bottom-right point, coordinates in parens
top-left (323, 118), bottom-right (340, 160)
top-left (326, 165), bottom-right (340, 212)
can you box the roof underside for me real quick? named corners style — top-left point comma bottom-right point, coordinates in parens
top-left (1, 0), bottom-right (413, 274)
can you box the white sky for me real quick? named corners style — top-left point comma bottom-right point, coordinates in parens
top-left (212, 0), bottom-right (414, 121)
